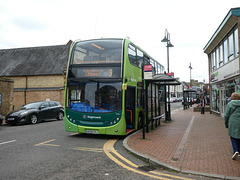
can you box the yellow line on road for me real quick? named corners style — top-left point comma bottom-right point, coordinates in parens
top-left (111, 149), bottom-right (138, 168)
top-left (104, 139), bottom-right (195, 180)
top-left (103, 139), bottom-right (172, 180)
top-left (149, 171), bottom-right (195, 180)
top-left (72, 147), bottom-right (104, 152)
top-left (35, 139), bottom-right (60, 147)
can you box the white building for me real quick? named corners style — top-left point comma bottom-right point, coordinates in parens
top-left (204, 8), bottom-right (240, 117)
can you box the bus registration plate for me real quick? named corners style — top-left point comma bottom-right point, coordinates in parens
top-left (85, 130), bottom-right (99, 134)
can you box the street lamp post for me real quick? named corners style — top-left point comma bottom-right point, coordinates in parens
top-left (189, 63), bottom-right (193, 106)
top-left (162, 29), bottom-right (174, 121)
top-left (189, 63), bottom-right (192, 86)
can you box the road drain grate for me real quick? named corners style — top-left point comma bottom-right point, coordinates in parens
top-left (138, 165), bottom-right (156, 172)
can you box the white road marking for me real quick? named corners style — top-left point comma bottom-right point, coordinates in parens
top-left (0, 140), bottom-right (16, 145)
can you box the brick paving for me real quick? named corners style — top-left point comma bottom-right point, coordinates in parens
top-left (127, 106), bottom-right (240, 178)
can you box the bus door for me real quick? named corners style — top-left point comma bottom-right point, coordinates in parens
top-left (125, 86), bottom-right (136, 129)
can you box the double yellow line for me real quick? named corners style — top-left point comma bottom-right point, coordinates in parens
top-left (103, 139), bottom-right (194, 180)
top-left (35, 138), bottom-right (194, 179)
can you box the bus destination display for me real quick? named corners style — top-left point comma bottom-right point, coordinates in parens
top-left (75, 67), bottom-right (120, 78)
top-left (83, 69), bottom-right (112, 77)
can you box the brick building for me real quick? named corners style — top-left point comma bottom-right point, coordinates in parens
top-left (0, 41), bottom-right (72, 115)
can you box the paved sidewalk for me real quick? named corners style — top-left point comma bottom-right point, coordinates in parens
top-left (124, 106), bottom-right (240, 179)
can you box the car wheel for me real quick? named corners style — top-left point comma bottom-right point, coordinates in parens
top-left (30, 114), bottom-right (38, 124)
top-left (57, 112), bottom-right (64, 120)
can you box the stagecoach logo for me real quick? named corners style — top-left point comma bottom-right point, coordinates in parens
top-left (129, 76), bottom-right (136, 82)
top-left (83, 115), bottom-right (101, 119)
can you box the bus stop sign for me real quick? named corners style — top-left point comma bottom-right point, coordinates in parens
top-left (144, 65), bottom-right (152, 80)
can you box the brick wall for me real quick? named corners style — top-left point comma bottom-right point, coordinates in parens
top-left (0, 79), bottom-right (14, 115)
top-left (6, 75), bottom-right (65, 111)
top-left (7, 75), bottom-right (65, 88)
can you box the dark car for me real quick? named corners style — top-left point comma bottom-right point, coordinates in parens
top-left (0, 114), bottom-right (3, 125)
top-left (6, 101), bottom-right (64, 125)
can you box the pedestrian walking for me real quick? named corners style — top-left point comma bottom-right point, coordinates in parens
top-left (224, 92), bottom-right (240, 160)
top-left (200, 95), bottom-right (205, 114)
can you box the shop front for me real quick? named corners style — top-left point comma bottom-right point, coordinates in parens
top-left (204, 8), bottom-right (240, 117)
top-left (210, 58), bottom-right (240, 116)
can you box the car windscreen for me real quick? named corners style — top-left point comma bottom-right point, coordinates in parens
top-left (21, 102), bottom-right (42, 110)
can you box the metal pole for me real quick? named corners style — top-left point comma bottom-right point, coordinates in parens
top-left (162, 29), bottom-right (173, 122)
top-left (142, 65), bottom-right (145, 139)
top-left (164, 84), bottom-right (168, 121)
top-left (189, 63), bottom-right (193, 107)
top-left (167, 45), bottom-right (171, 121)
top-left (146, 82), bottom-right (149, 133)
top-left (151, 83), bottom-right (153, 130)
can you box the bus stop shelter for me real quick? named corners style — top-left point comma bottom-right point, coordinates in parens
top-left (142, 73), bottom-right (181, 139)
top-left (183, 89), bottom-right (196, 110)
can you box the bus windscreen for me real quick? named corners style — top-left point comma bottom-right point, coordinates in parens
top-left (71, 39), bottom-right (123, 64)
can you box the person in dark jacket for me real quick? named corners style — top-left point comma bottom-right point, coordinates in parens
top-left (224, 92), bottom-right (240, 160)
top-left (200, 95), bottom-right (206, 114)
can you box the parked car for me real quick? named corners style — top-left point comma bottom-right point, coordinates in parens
top-left (172, 97), bottom-right (178, 102)
top-left (167, 97), bottom-right (174, 103)
top-left (0, 114), bottom-right (3, 125)
top-left (177, 97), bottom-right (183, 102)
top-left (6, 101), bottom-right (64, 125)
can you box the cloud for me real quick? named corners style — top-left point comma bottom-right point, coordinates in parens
top-left (11, 16), bottom-right (47, 31)
top-left (0, 0), bottom-right (240, 82)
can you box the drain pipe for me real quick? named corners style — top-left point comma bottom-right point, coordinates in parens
top-left (24, 76), bottom-right (28, 105)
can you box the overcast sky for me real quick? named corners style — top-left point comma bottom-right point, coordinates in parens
top-left (0, 0), bottom-right (239, 83)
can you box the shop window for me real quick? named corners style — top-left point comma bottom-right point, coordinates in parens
top-left (211, 85), bottom-right (219, 112)
top-left (228, 33), bottom-right (234, 61)
top-left (215, 47), bottom-right (219, 68)
top-left (219, 44), bottom-right (223, 67)
top-left (234, 28), bottom-right (239, 57)
top-left (211, 51), bottom-right (216, 70)
top-left (225, 81), bottom-right (236, 105)
top-left (223, 38), bottom-right (228, 64)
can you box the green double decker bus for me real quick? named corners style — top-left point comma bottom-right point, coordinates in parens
top-left (64, 38), bottom-right (165, 135)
